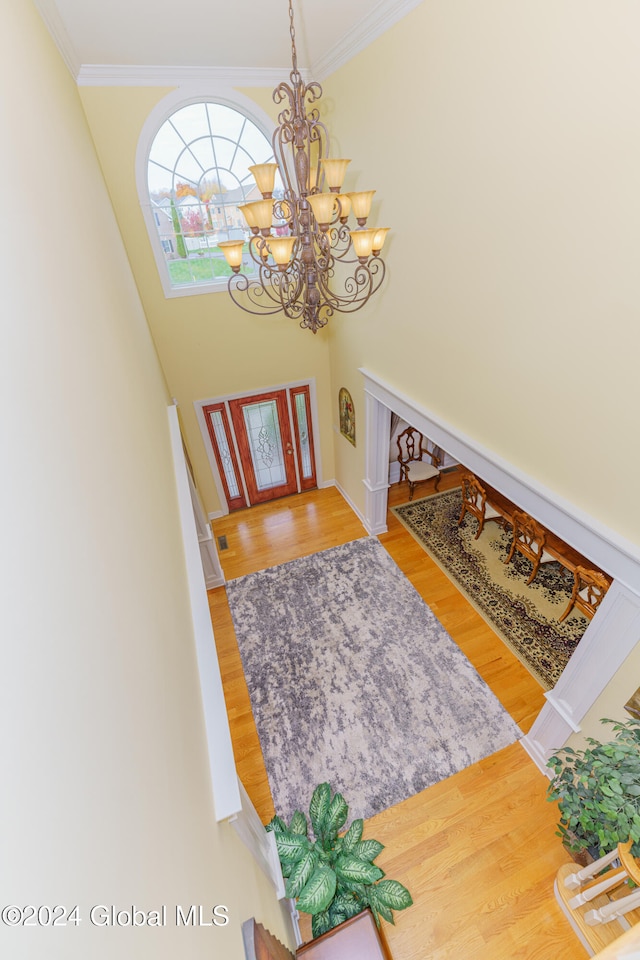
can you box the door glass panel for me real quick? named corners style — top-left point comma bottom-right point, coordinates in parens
top-left (210, 410), bottom-right (241, 498)
top-left (294, 393), bottom-right (312, 480)
top-left (242, 401), bottom-right (287, 491)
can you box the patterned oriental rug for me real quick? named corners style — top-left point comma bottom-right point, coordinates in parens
top-left (392, 489), bottom-right (590, 690)
top-left (225, 537), bottom-right (521, 823)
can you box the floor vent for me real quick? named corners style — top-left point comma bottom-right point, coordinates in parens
top-left (217, 535), bottom-right (229, 550)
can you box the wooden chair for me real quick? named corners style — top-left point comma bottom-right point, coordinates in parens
top-left (397, 426), bottom-right (441, 500)
top-left (504, 510), bottom-right (555, 584)
top-left (457, 472), bottom-right (504, 539)
top-left (559, 565), bottom-right (610, 622)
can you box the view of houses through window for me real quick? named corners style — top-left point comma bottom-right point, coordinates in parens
top-left (147, 101), bottom-right (280, 290)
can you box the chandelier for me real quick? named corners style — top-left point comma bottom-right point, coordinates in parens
top-left (218, 0), bottom-right (389, 334)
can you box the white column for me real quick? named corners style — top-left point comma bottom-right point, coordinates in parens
top-left (362, 389), bottom-right (391, 535)
top-left (522, 579), bottom-right (640, 772)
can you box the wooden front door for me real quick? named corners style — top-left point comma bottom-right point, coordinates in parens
top-left (203, 384), bottom-right (317, 511)
top-left (228, 390), bottom-right (298, 504)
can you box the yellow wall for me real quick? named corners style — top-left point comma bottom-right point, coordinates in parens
top-left (79, 85), bottom-right (334, 517)
top-left (568, 641), bottom-right (640, 750)
top-left (321, 0), bottom-right (640, 542)
top-left (2, 5), bottom-right (290, 957)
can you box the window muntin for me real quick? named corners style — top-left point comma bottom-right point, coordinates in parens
top-left (147, 101), bottom-right (277, 291)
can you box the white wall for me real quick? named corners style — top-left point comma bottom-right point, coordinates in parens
top-left (0, 5), bottom-right (290, 958)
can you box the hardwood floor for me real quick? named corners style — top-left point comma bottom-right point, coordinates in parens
top-left (208, 480), bottom-right (585, 960)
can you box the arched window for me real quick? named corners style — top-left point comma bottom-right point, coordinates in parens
top-left (142, 98), bottom-right (276, 297)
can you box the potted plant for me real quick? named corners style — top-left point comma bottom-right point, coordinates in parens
top-left (266, 782), bottom-right (413, 939)
top-left (546, 717), bottom-right (640, 861)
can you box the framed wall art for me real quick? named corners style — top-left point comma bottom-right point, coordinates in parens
top-left (339, 387), bottom-right (356, 446)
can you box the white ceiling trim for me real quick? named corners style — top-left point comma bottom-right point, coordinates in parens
top-left (312, 0), bottom-right (424, 80)
top-left (76, 64), bottom-right (310, 88)
top-left (35, 0), bottom-right (423, 88)
top-left (34, 0), bottom-right (80, 78)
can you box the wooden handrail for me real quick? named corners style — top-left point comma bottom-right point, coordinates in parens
top-left (617, 840), bottom-right (640, 887)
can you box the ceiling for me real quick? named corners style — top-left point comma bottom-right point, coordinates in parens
top-left (34, 0), bottom-right (422, 83)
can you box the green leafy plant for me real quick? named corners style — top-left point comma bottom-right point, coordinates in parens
top-left (546, 717), bottom-right (640, 858)
top-left (266, 782), bottom-right (413, 939)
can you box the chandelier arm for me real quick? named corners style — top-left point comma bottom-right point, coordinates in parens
top-left (242, 239), bottom-right (309, 314)
top-left (314, 259), bottom-right (387, 314)
top-left (244, 236), bottom-right (273, 270)
top-left (226, 246), bottom-right (306, 315)
top-left (232, 254), bottom-right (316, 317)
top-left (327, 224), bottom-right (360, 261)
top-left (227, 274), bottom-right (290, 316)
top-left (243, 250), bottom-right (291, 306)
top-left (272, 261), bottom-right (307, 317)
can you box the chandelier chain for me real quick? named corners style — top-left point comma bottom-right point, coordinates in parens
top-left (288, 0), bottom-right (298, 78)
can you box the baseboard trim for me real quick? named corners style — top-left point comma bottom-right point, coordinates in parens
top-left (204, 571), bottom-right (225, 589)
top-left (519, 733), bottom-right (552, 776)
top-left (333, 480), bottom-right (371, 533)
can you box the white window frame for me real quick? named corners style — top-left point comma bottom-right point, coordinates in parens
top-left (135, 84), bottom-right (276, 300)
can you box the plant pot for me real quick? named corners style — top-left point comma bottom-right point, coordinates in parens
top-left (563, 832), bottom-right (599, 867)
top-left (568, 846), bottom-right (594, 867)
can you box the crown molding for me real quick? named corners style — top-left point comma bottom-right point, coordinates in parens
top-left (312, 0), bottom-right (424, 81)
top-left (77, 63), bottom-right (310, 88)
top-left (33, 0), bottom-right (80, 78)
top-left (35, 0), bottom-right (420, 88)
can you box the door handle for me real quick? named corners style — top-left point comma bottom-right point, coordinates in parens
top-left (286, 444), bottom-right (293, 455)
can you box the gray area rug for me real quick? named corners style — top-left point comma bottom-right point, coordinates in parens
top-left (225, 537), bottom-right (522, 822)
